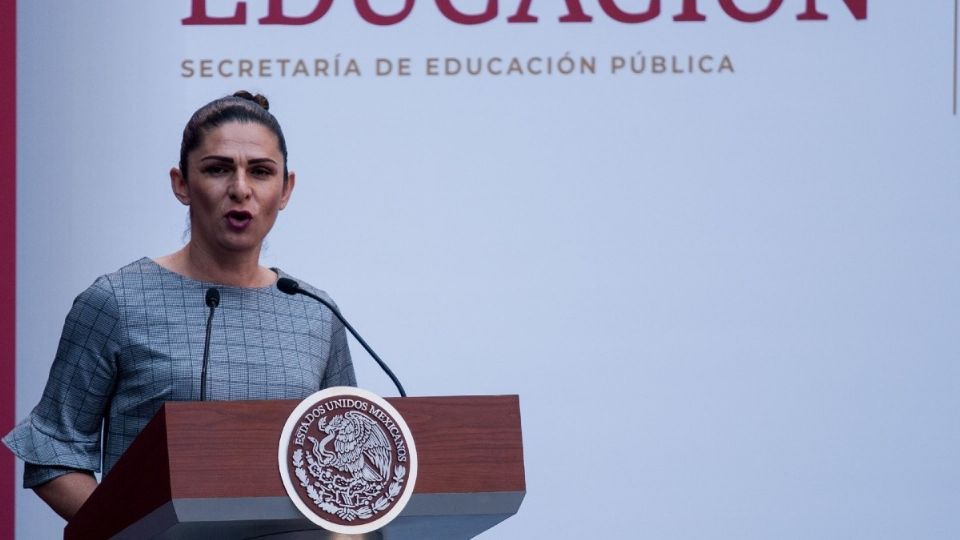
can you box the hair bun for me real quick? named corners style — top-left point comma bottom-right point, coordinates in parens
top-left (232, 90), bottom-right (270, 111)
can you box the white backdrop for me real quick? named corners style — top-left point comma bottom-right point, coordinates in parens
top-left (15, 1), bottom-right (960, 538)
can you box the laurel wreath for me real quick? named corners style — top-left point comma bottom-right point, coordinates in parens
top-left (292, 448), bottom-right (406, 521)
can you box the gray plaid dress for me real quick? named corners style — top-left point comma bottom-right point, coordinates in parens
top-left (4, 258), bottom-right (356, 487)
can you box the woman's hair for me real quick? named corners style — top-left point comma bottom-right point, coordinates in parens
top-left (179, 90), bottom-right (289, 181)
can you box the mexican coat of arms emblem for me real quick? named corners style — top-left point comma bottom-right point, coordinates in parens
top-left (278, 387), bottom-right (418, 535)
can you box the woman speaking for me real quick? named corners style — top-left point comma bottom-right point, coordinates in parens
top-left (4, 91), bottom-right (356, 519)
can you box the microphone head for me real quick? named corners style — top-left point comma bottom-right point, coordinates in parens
top-left (205, 287), bottom-right (220, 308)
top-left (276, 277), bottom-right (301, 295)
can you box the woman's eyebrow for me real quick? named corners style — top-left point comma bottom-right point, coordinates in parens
top-left (199, 155), bottom-right (235, 163)
top-left (248, 157), bottom-right (279, 165)
top-left (199, 155), bottom-right (278, 165)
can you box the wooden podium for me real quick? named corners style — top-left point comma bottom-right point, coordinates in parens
top-left (65, 396), bottom-right (525, 539)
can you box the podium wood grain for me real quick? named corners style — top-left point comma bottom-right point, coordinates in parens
top-left (66, 395), bottom-right (524, 539)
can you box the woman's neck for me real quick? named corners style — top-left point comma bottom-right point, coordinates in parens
top-left (154, 244), bottom-right (275, 288)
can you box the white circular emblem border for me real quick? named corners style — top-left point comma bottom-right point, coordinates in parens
top-left (278, 386), bottom-right (419, 535)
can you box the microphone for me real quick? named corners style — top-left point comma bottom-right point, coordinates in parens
top-left (276, 277), bottom-right (407, 397)
top-left (200, 287), bottom-right (220, 401)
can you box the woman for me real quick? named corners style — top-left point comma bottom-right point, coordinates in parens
top-left (3, 91), bottom-right (356, 519)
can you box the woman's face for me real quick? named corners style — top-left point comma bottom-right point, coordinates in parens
top-left (171, 121), bottom-right (295, 259)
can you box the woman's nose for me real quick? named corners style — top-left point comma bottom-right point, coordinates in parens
top-left (228, 172), bottom-right (253, 200)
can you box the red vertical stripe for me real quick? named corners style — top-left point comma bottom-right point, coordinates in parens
top-left (0, 0), bottom-right (15, 536)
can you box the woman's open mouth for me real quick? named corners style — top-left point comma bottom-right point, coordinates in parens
top-left (225, 210), bottom-right (253, 230)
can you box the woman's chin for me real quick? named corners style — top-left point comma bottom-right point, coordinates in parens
top-left (198, 233), bottom-right (263, 256)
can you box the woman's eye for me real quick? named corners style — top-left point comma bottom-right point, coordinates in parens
top-left (203, 166), bottom-right (228, 175)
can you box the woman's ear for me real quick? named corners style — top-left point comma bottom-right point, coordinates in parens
top-left (279, 171), bottom-right (296, 211)
top-left (170, 167), bottom-right (191, 206)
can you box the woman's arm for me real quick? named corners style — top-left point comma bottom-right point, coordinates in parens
top-left (33, 471), bottom-right (98, 521)
top-left (4, 277), bottom-right (123, 519)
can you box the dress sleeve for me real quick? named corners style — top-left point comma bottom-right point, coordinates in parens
top-left (3, 276), bottom-right (123, 487)
top-left (320, 315), bottom-right (357, 388)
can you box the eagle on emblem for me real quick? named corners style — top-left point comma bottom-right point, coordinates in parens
top-left (309, 411), bottom-right (392, 484)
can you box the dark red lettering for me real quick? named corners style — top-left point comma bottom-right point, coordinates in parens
top-left (507, 0), bottom-right (593, 23)
top-left (797, 0), bottom-right (867, 20)
top-left (182, 0), bottom-right (246, 25)
top-left (437, 0), bottom-right (497, 25)
top-left (719, 0), bottom-right (783, 22)
top-left (599, 0), bottom-right (660, 23)
top-left (183, 0), bottom-right (868, 26)
top-left (672, 0), bottom-right (706, 21)
top-left (355, 0), bottom-right (414, 25)
top-left (258, 0), bottom-right (333, 25)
